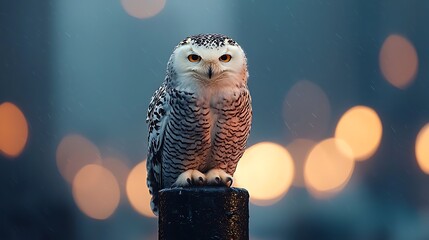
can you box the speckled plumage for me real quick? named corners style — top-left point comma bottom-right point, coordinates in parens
top-left (146, 34), bottom-right (252, 215)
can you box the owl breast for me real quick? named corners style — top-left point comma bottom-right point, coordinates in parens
top-left (207, 87), bottom-right (252, 175)
top-left (161, 85), bottom-right (251, 187)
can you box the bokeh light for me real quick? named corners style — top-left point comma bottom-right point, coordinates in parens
top-left (0, 102), bottom-right (29, 158)
top-left (102, 156), bottom-right (131, 191)
top-left (126, 160), bottom-right (156, 218)
top-left (121, 0), bottom-right (166, 19)
top-left (286, 139), bottom-right (316, 187)
top-left (56, 134), bottom-right (102, 183)
top-left (72, 164), bottom-right (120, 220)
top-left (379, 34), bottom-right (418, 89)
top-left (304, 138), bottom-right (354, 198)
top-left (283, 80), bottom-right (331, 139)
top-left (234, 142), bottom-right (294, 206)
top-left (416, 123), bottom-right (429, 174)
top-left (335, 106), bottom-right (383, 161)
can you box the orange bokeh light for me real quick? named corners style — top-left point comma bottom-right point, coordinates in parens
top-left (416, 123), bottom-right (429, 174)
top-left (72, 164), bottom-right (120, 220)
top-left (0, 102), bottom-right (29, 158)
top-left (126, 160), bottom-right (156, 218)
top-left (121, 0), bottom-right (166, 19)
top-left (103, 156), bottom-right (131, 191)
top-left (335, 106), bottom-right (383, 161)
top-left (56, 134), bottom-right (102, 183)
top-left (287, 139), bottom-right (316, 187)
top-left (304, 138), bottom-right (354, 198)
top-left (379, 34), bottom-right (418, 89)
top-left (234, 142), bottom-right (294, 206)
top-left (283, 80), bottom-right (331, 139)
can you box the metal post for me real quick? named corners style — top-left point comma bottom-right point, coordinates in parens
top-left (158, 187), bottom-right (249, 240)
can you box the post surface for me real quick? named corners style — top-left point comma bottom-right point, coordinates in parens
top-left (159, 187), bottom-right (249, 240)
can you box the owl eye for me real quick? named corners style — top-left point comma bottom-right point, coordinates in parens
top-left (219, 54), bottom-right (232, 62)
top-left (188, 54), bottom-right (201, 62)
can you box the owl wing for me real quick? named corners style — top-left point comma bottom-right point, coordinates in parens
top-left (146, 82), bottom-right (169, 215)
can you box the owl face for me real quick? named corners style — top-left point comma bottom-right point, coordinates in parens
top-left (171, 34), bottom-right (248, 85)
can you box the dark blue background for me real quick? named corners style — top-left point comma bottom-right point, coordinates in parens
top-left (1, 1), bottom-right (429, 239)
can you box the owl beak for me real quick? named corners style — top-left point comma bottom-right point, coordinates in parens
top-left (208, 66), bottom-right (213, 79)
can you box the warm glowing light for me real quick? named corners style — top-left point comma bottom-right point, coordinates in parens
top-left (0, 102), bottom-right (29, 158)
top-left (72, 164), bottom-right (120, 220)
top-left (56, 134), bottom-right (102, 183)
top-left (103, 156), bottom-right (130, 191)
top-left (283, 80), bottom-right (331, 139)
top-left (335, 106), bottom-right (382, 161)
top-left (379, 34), bottom-right (418, 89)
top-left (121, 0), bottom-right (166, 19)
top-left (286, 139), bottom-right (316, 187)
top-left (234, 142), bottom-right (294, 206)
top-left (126, 160), bottom-right (156, 218)
top-left (416, 123), bottom-right (429, 174)
top-left (304, 138), bottom-right (354, 198)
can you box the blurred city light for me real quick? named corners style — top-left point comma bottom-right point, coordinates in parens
top-left (379, 34), bottom-right (418, 89)
top-left (56, 134), bottom-right (102, 183)
top-left (72, 164), bottom-right (120, 220)
top-left (304, 138), bottom-right (354, 198)
top-left (286, 138), bottom-right (316, 187)
top-left (126, 160), bottom-right (156, 218)
top-left (416, 123), bottom-right (429, 174)
top-left (0, 102), bottom-right (29, 158)
top-left (102, 156), bottom-right (131, 195)
top-left (335, 106), bottom-right (383, 161)
top-left (234, 142), bottom-right (294, 206)
top-left (121, 0), bottom-right (166, 19)
top-left (283, 80), bottom-right (331, 139)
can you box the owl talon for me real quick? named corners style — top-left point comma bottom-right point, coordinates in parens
top-left (192, 170), bottom-right (206, 185)
top-left (172, 169), bottom-right (206, 187)
top-left (198, 176), bottom-right (204, 184)
top-left (226, 177), bottom-right (233, 187)
top-left (206, 169), bottom-right (234, 187)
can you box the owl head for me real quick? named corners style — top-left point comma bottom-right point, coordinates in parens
top-left (167, 34), bottom-right (248, 88)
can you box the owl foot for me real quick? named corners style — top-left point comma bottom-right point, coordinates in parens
top-left (172, 169), bottom-right (206, 187)
top-left (206, 169), bottom-right (233, 187)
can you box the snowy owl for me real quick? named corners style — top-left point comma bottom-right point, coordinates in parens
top-left (146, 34), bottom-right (252, 215)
